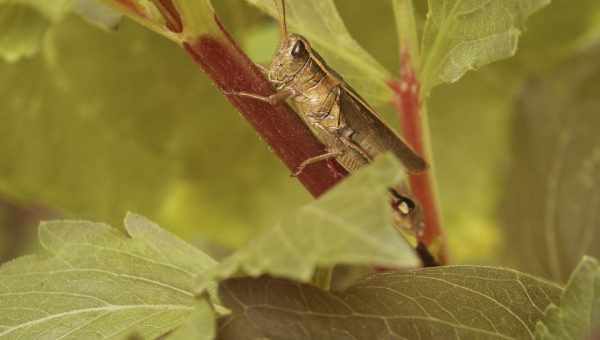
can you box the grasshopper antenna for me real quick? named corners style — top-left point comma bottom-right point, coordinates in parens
top-left (272, 0), bottom-right (288, 39)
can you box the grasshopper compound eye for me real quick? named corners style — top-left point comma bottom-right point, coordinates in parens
top-left (291, 40), bottom-right (307, 59)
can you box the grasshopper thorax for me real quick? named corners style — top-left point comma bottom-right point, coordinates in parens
top-left (268, 33), bottom-right (312, 88)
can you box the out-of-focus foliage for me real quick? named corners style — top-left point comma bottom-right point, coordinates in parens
top-left (503, 44), bottom-right (600, 282)
top-left (0, 0), bottom-right (70, 62)
top-left (0, 197), bottom-right (55, 262)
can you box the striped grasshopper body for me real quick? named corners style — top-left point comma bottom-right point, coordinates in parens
top-left (235, 0), bottom-right (427, 175)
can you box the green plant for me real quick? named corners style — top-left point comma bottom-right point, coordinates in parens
top-left (1, 0), bottom-right (599, 339)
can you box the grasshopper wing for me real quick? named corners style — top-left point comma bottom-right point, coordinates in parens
top-left (339, 88), bottom-right (428, 173)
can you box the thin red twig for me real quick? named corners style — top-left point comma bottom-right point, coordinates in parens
top-left (389, 49), bottom-right (448, 264)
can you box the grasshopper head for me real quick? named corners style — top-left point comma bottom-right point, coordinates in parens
top-left (268, 33), bottom-right (311, 86)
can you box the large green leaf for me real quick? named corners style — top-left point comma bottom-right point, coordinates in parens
top-left (535, 256), bottom-right (600, 340)
top-left (0, 213), bottom-right (215, 339)
top-left (502, 45), bottom-right (600, 282)
top-left (164, 302), bottom-right (216, 340)
top-left (245, 0), bottom-right (392, 105)
top-left (196, 155), bottom-right (419, 291)
top-left (218, 266), bottom-right (562, 340)
top-left (420, 0), bottom-right (549, 95)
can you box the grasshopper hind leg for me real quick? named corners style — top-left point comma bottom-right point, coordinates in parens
top-left (292, 150), bottom-right (344, 177)
top-left (336, 126), bottom-right (372, 163)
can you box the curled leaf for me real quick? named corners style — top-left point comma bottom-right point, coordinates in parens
top-left (420, 0), bottom-right (550, 95)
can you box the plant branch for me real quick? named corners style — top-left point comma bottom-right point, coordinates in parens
top-left (389, 49), bottom-right (448, 264)
top-left (149, 1), bottom-right (349, 198)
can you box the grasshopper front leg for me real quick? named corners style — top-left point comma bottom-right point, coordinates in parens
top-left (228, 88), bottom-right (343, 177)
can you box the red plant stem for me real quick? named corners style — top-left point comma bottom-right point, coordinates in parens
top-left (389, 49), bottom-right (448, 264)
top-left (181, 16), bottom-right (347, 198)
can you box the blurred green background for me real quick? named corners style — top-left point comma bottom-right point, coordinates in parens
top-left (1, 0), bottom-right (600, 283)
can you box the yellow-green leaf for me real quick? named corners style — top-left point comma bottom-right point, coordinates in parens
top-left (536, 256), bottom-right (600, 340)
top-left (0, 213), bottom-right (215, 339)
top-left (196, 155), bottom-right (419, 292)
top-left (420, 0), bottom-right (550, 95)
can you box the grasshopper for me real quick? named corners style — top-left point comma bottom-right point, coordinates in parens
top-left (232, 0), bottom-right (427, 176)
top-left (232, 0), bottom-right (433, 261)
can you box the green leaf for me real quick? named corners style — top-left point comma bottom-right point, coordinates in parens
top-left (166, 301), bottom-right (216, 340)
top-left (420, 0), bottom-right (550, 95)
top-left (535, 256), bottom-right (600, 340)
top-left (196, 155), bottom-right (419, 292)
top-left (0, 214), bottom-right (215, 339)
top-left (393, 0), bottom-right (421, 68)
top-left (176, 0), bottom-right (217, 39)
top-left (502, 45), bottom-right (600, 282)
top-left (245, 0), bottom-right (392, 105)
top-left (218, 266), bottom-right (562, 340)
top-left (0, 0), bottom-right (70, 62)
top-left (123, 212), bottom-right (217, 274)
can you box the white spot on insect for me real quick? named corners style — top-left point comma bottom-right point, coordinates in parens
top-left (398, 201), bottom-right (411, 215)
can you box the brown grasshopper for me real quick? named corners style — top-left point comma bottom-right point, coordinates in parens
top-left (232, 0), bottom-right (435, 265)
top-left (231, 0), bottom-right (427, 176)
top-left (232, 0), bottom-right (433, 260)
